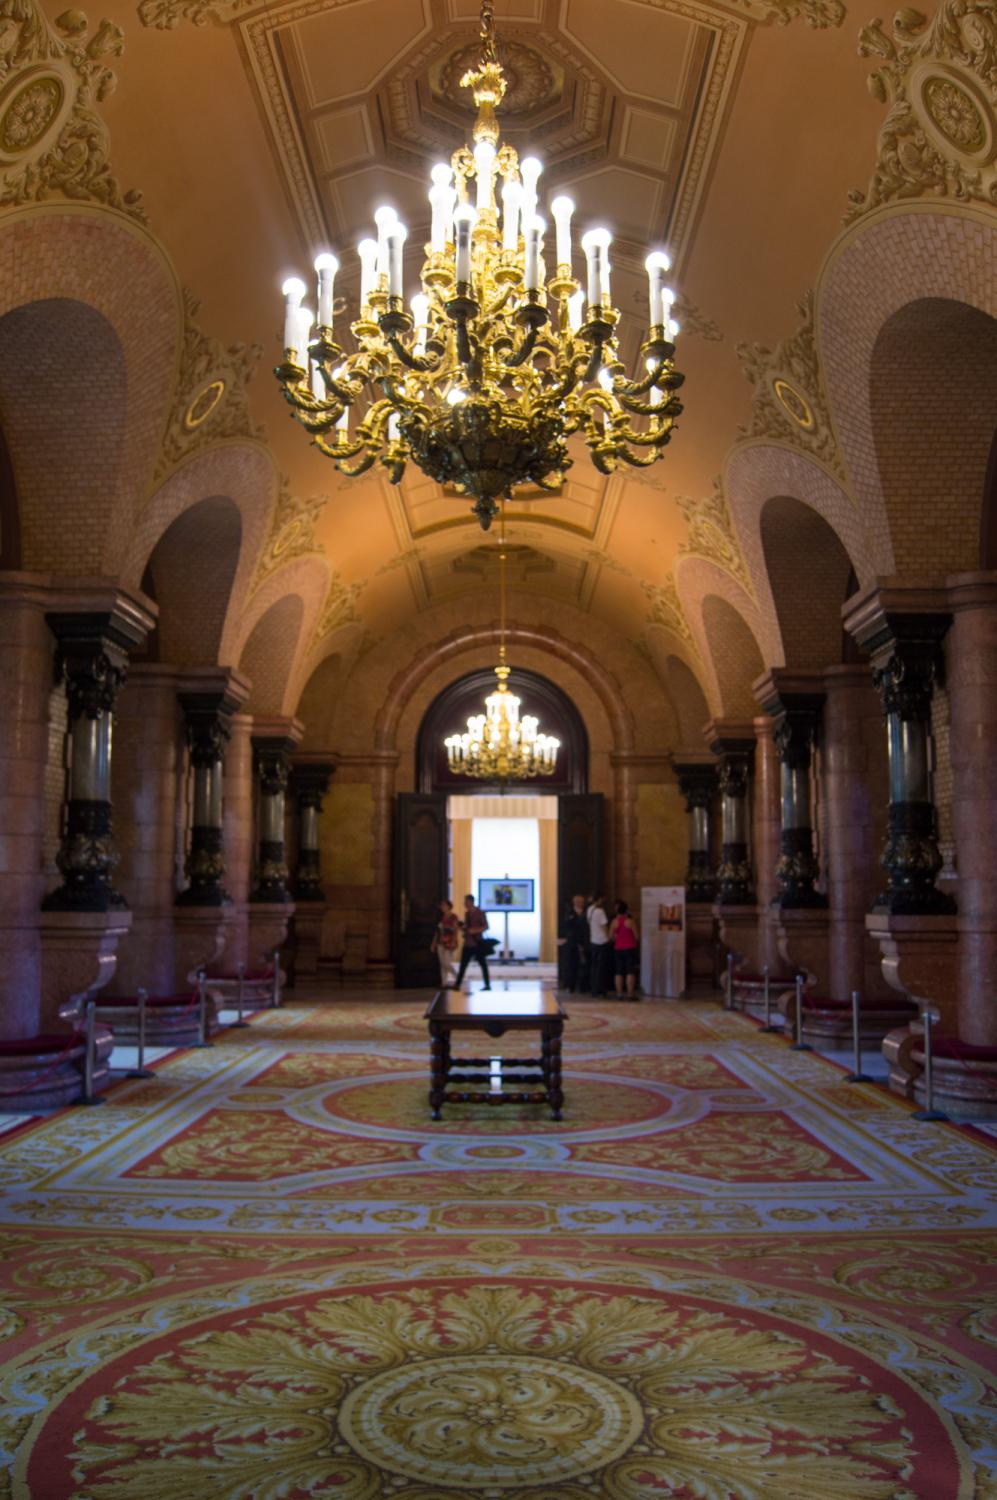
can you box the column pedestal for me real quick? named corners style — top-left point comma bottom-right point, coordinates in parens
top-left (714, 904), bottom-right (764, 975)
top-left (774, 907), bottom-right (825, 989)
top-left (866, 911), bottom-right (959, 1030)
top-left (174, 907), bottom-right (228, 989)
top-left (247, 902), bottom-right (295, 970)
top-left (293, 904), bottom-right (325, 981)
top-left (685, 902), bottom-right (717, 995)
top-left (39, 908), bottom-right (132, 1031)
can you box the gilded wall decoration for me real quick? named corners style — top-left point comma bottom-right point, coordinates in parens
top-left (156, 289), bottom-right (263, 479)
top-left (642, 574), bottom-right (697, 646)
top-left (137, 0), bottom-right (247, 27)
top-left (847, 0), bottom-right (997, 221)
top-left (735, 291), bottom-right (844, 476)
top-left (312, 571), bottom-right (366, 644)
top-left (676, 477), bottom-right (754, 595)
top-left (735, 0), bottom-right (845, 26)
top-left (0, 3), bottom-right (143, 218)
top-left (251, 478), bottom-right (326, 593)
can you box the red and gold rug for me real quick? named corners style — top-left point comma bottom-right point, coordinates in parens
top-left (1, 992), bottom-right (995, 1498)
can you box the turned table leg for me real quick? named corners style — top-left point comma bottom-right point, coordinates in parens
top-left (430, 1019), bottom-right (447, 1120)
top-left (548, 1020), bottom-right (564, 1120)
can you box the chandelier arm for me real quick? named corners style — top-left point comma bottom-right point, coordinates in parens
top-left (615, 419), bottom-right (677, 447)
top-left (617, 390), bottom-right (682, 418)
top-left (282, 392), bottom-right (344, 434)
top-left (611, 360), bottom-right (670, 399)
top-left (384, 334), bottom-right (441, 374)
top-left (503, 323), bottom-right (541, 369)
top-left (615, 443), bottom-right (666, 468)
top-left (314, 432), bottom-right (368, 461)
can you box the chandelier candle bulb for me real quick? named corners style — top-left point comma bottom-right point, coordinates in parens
top-left (310, 359), bottom-right (325, 401)
top-left (296, 308), bottom-right (314, 372)
top-left (281, 276), bottom-right (306, 357)
top-left (567, 288), bottom-right (584, 332)
top-left (429, 164), bottom-right (454, 253)
top-left (581, 228), bottom-right (611, 312)
top-left (520, 156), bottom-right (542, 218)
top-left (551, 195), bottom-right (575, 273)
top-left (314, 252), bottom-right (339, 328)
top-left (374, 206), bottom-right (397, 284)
top-left (501, 178), bottom-right (522, 252)
top-left (644, 250), bottom-right (671, 330)
top-left (411, 292), bottom-right (430, 355)
top-left (387, 221), bottom-right (407, 299)
top-left (357, 238), bottom-right (379, 310)
top-left (524, 216), bottom-right (544, 292)
top-left (454, 204), bottom-right (476, 286)
top-left (474, 141), bottom-right (496, 212)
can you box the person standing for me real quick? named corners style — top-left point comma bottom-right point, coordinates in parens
top-left (455, 892), bottom-right (491, 989)
top-left (562, 893), bottom-right (589, 993)
top-left (431, 898), bottom-right (460, 989)
top-left (609, 899), bottom-right (640, 1000)
top-left (587, 893), bottom-right (610, 997)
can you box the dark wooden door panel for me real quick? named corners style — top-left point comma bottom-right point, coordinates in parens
top-left (393, 792), bottom-right (448, 988)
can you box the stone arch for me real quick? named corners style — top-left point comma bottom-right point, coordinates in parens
top-left (140, 496), bottom-right (242, 666)
top-left (233, 555), bottom-right (330, 714)
top-left (238, 595), bottom-right (307, 715)
top-left (819, 205), bottom-right (997, 573)
top-left (0, 207), bottom-right (180, 573)
top-left (760, 495), bottom-right (856, 670)
top-left (674, 554), bottom-right (767, 710)
top-left (663, 654), bottom-right (712, 744)
top-left (701, 594), bottom-right (766, 718)
top-left (0, 422), bottom-right (20, 569)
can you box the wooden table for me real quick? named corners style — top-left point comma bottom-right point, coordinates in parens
top-left (424, 986), bottom-right (567, 1120)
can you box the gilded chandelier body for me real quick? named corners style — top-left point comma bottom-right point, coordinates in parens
top-left (275, 2), bottom-right (685, 529)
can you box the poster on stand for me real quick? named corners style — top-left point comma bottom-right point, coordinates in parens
top-left (640, 886), bottom-right (686, 997)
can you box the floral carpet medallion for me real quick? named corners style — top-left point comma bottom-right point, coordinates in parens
top-left (0, 994), bottom-right (996, 1497)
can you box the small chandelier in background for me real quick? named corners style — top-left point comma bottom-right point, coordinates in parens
top-left (445, 509), bottom-right (559, 781)
top-left (275, 0), bottom-right (684, 530)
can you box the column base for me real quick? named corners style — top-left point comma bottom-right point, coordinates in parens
top-left (247, 901), bottom-right (295, 968)
top-left (883, 1022), bottom-right (997, 1119)
top-left (775, 907), bottom-right (827, 991)
top-left (684, 902), bottom-right (717, 995)
top-left (713, 904), bottom-right (764, 974)
top-left (93, 993), bottom-right (218, 1048)
top-left (39, 909), bottom-right (132, 1032)
top-left (791, 992), bottom-right (918, 1050)
top-left (865, 911), bottom-right (960, 1033)
top-left (291, 902), bottom-right (325, 982)
top-left (0, 1032), bottom-right (111, 1111)
top-left (174, 907), bottom-right (229, 989)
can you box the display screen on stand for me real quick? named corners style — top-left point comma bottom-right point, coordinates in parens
top-left (478, 878), bottom-right (535, 912)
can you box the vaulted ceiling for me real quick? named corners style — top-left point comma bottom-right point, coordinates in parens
top-left (99, 0), bottom-right (885, 652)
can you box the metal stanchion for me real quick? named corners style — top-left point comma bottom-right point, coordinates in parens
top-left (724, 952), bottom-right (734, 1011)
top-left (193, 969), bottom-right (213, 1048)
top-left (74, 998), bottom-right (106, 1105)
top-left (760, 963), bottom-right (779, 1033)
top-left (270, 949), bottom-right (281, 1010)
top-left (789, 975), bottom-right (812, 1051)
top-left (844, 989), bottom-right (873, 1083)
top-left (230, 962), bottom-right (248, 1029)
top-left (127, 987), bottom-right (155, 1078)
top-left (913, 1007), bottom-right (948, 1121)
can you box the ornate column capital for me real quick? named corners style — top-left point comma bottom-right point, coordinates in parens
top-left (292, 758), bottom-right (336, 812)
top-left (251, 719), bottom-right (303, 904)
top-left (672, 757), bottom-right (716, 811)
top-left (46, 593), bottom-right (153, 718)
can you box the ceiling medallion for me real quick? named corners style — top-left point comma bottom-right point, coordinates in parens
top-left (274, 0), bottom-right (685, 531)
top-left (183, 378), bottom-right (227, 430)
top-left (771, 376), bottom-right (815, 431)
top-left (444, 506), bottom-right (559, 780)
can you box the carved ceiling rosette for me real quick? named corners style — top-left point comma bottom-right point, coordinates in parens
top-left (0, 2), bottom-right (143, 217)
top-left (847, 1), bottom-right (997, 222)
top-left (735, 291), bottom-right (845, 477)
top-left (156, 289), bottom-right (264, 479)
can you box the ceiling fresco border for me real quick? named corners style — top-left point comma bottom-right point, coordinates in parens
top-left (231, 0), bottom-right (751, 268)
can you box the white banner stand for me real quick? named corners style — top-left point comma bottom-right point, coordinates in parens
top-left (640, 886), bottom-right (686, 997)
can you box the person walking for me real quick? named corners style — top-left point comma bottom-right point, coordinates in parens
top-left (562, 893), bottom-right (589, 993)
top-left (609, 899), bottom-right (640, 1000)
top-left (587, 893), bottom-right (610, 997)
top-left (430, 897), bottom-right (460, 989)
top-left (455, 893), bottom-right (492, 989)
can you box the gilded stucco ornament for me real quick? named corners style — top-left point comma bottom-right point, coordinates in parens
top-left (156, 289), bottom-right (264, 480)
top-left (251, 478), bottom-right (326, 592)
top-left (733, 0), bottom-right (845, 26)
top-left (642, 575), bottom-right (697, 648)
top-left (847, 0), bottom-right (997, 222)
top-left (311, 570), bottom-right (365, 644)
top-left (0, 3), bottom-right (143, 218)
top-left (735, 291), bottom-right (845, 477)
top-left (676, 477), bottom-right (754, 595)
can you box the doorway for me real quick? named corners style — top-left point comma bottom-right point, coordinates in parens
top-left (449, 794), bottom-right (557, 965)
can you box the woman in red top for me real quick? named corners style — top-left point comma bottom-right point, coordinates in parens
top-left (609, 899), bottom-right (640, 1001)
top-left (430, 899), bottom-right (460, 989)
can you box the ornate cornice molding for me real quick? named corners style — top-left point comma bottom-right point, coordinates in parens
top-left (676, 476), bottom-right (754, 595)
top-left (155, 289), bottom-right (264, 480)
top-left (735, 291), bottom-right (845, 478)
top-left (847, 1), bottom-right (997, 223)
top-left (0, 4), bottom-right (143, 219)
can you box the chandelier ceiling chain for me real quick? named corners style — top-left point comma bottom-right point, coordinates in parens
top-left (275, 0), bottom-right (685, 529)
top-left (443, 498), bottom-right (560, 782)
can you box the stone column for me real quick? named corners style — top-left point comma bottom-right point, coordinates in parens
top-left (673, 753), bottom-right (717, 994)
top-left (707, 721), bottom-right (759, 972)
top-left (248, 718), bottom-right (302, 966)
top-left (109, 664), bottom-right (181, 996)
top-left (0, 575), bottom-right (56, 1039)
top-left (751, 715), bottom-right (782, 971)
top-left (292, 758), bottom-right (335, 981)
top-left (947, 572), bottom-right (997, 1047)
top-left (174, 671), bottom-right (250, 986)
top-left (822, 665), bottom-right (892, 1000)
top-left (39, 587), bottom-right (154, 1028)
top-left (369, 748), bottom-right (400, 967)
top-left (216, 712), bottom-right (254, 971)
top-left (845, 580), bottom-right (958, 1032)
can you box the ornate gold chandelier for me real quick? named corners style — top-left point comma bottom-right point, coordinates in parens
top-left (445, 508), bottom-right (559, 780)
top-left (274, 1), bottom-right (684, 530)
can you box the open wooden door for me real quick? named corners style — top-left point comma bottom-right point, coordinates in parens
top-left (393, 792), bottom-right (448, 988)
top-left (557, 792), bottom-right (604, 915)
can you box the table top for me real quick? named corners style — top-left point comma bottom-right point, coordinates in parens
top-left (425, 985), bottom-right (566, 1022)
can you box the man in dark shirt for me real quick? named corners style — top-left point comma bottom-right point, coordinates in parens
top-left (454, 893), bottom-right (492, 989)
top-left (562, 892), bottom-right (589, 993)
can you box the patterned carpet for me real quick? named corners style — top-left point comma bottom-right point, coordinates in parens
top-left (2, 986), bottom-right (996, 1498)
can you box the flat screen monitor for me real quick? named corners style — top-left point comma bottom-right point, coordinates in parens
top-left (478, 877), bottom-right (535, 913)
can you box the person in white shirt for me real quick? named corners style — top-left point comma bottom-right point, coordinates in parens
top-left (587, 893), bottom-right (610, 997)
